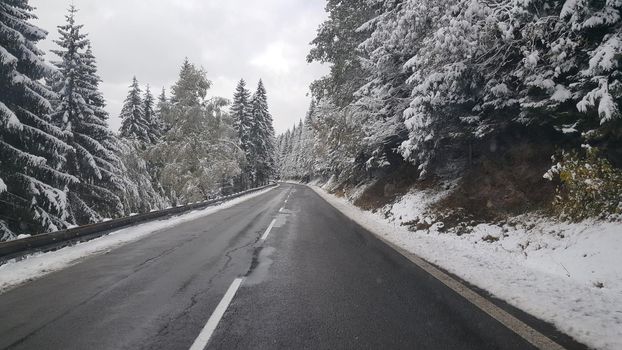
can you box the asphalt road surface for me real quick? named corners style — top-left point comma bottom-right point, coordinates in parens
top-left (0, 183), bottom-right (586, 349)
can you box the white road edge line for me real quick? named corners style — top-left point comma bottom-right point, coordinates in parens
top-left (309, 185), bottom-right (565, 350)
top-left (260, 219), bottom-right (277, 241)
top-left (389, 245), bottom-right (565, 350)
top-left (189, 277), bottom-right (244, 350)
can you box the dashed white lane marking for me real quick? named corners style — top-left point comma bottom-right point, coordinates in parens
top-left (260, 219), bottom-right (277, 241)
top-left (279, 207), bottom-right (284, 212)
top-left (189, 277), bottom-right (244, 350)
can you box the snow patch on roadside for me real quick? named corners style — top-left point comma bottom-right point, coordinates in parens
top-left (386, 187), bottom-right (452, 224)
top-left (311, 185), bottom-right (622, 350)
top-left (0, 186), bottom-right (276, 294)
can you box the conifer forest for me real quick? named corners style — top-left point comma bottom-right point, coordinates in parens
top-left (1, 3), bottom-right (276, 240)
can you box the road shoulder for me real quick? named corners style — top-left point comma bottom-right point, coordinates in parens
top-left (309, 184), bottom-right (595, 350)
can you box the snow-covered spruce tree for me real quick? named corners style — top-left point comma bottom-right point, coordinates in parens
top-left (248, 80), bottom-right (276, 186)
top-left (151, 60), bottom-right (243, 203)
top-left (231, 79), bottom-right (252, 149)
top-left (279, 123), bottom-right (297, 179)
top-left (297, 101), bottom-right (319, 180)
top-left (81, 38), bottom-right (150, 218)
top-left (0, 0), bottom-right (75, 239)
top-left (119, 77), bottom-right (150, 143)
top-left (275, 132), bottom-right (285, 179)
top-left (280, 131), bottom-right (291, 170)
top-left (49, 6), bottom-right (124, 224)
top-left (291, 119), bottom-right (305, 177)
top-left (279, 117), bottom-right (318, 181)
top-left (82, 44), bottom-right (108, 124)
top-left (277, 102), bottom-right (320, 181)
top-left (143, 85), bottom-right (162, 144)
top-left (120, 85), bottom-right (169, 211)
top-left (277, 127), bottom-right (290, 178)
top-left (155, 87), bottom-right (170, 134)
top-left (143, 87), bottom-right (171, 202)
top-left (230, 79), bottom-right (253, 189)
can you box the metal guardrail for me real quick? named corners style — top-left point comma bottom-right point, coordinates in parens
top-left (0, 183), bottom-right (277, 262)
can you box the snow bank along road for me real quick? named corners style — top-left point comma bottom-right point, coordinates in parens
top-left (0, 183), bottom-right (587, 349)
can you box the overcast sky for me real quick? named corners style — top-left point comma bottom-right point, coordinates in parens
top-left (30, 0), bottom-right (328, 134)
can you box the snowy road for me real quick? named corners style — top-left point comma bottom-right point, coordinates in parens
top-left (0, 184), bottom-right (586, 349)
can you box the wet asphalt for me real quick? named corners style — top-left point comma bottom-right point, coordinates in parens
top-left (0, 183), bottom-right (585, 350)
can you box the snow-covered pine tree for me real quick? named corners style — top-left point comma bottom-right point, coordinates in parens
top-left (114, 85), bottom-right (169, 215)
top-left (156, 87), bottom-right (170, 134)
top-left (81, 39), bottom-right (133, 220)
top-left (280, 111), bottom-right (316, 181)
top-left (280, 123), bottom-right (297, 179)
top-left (82, 45), bottom-right (108, 123)
top-left (277, 99), bottom-right (357, 181)
top-left (281, 120), bottom-right (307, 180)
top-left (298, 100), bottom-right (318, 179)
top-left (119, 77), bottom-right (150, 143)
top-left (249, 80), bottom-right (276, 186)
top-left (81, 42), bottom-right (124, 159)
top-left (288, 119), bottom-right (301, 176)
top-left (0, 0), bottom-right (76, 240)
top-left (230, 79), bottom-right (253, 189)
top-left (142, 87), bottom-right (170, 200)
top-left (122, 85), bottom-right (168, 211)
top-left (142, 85), bottom-right (162, 143)
top-left (276, 130), bottom-right (291, 178)
top-left (49, 6), bottom-right (124, 224)
top-left (231, 79), bottom-right (252, 153)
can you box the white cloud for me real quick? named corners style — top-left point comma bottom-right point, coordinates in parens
top-left (250, 42), bottom-right (298, 74)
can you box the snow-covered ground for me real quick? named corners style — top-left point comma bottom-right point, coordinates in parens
top-left (311, 184), bottom-right (622, 350)
top-left (0, 186), bottom-right (276, 294)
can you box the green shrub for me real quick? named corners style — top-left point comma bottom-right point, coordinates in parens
top-left (545, 147), bottom-right (622, 221)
